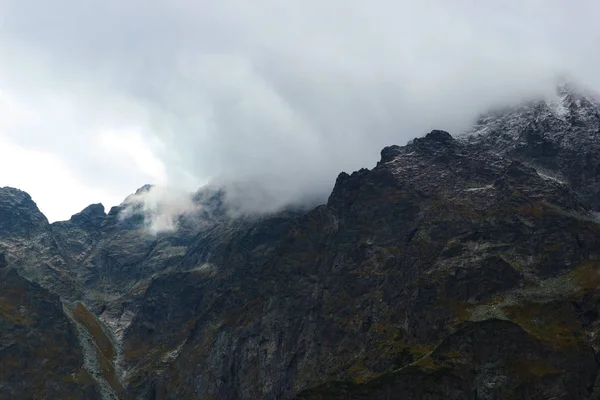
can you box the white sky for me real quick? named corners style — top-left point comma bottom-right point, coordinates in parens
top-left (1, 0), bottom-right (599, 221)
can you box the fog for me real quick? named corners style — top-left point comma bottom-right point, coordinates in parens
top-left (1, 0), bottom-right (599, 222)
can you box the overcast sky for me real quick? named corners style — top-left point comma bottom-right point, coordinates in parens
top-left (1, 0), bottom-right (599, 222)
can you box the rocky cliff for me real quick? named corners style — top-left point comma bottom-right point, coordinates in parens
top-left (461, 81), bottom-right (600, 208)
top-left (0, 267), bottom-right (100, 399)
top-left (1, 83), bottom-right (600, 399)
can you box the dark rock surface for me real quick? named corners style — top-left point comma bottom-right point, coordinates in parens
top-left (460, 82), bottom-right (600, 209)
top-left (52, 204), bottom-right (106, 267)
top-left (296, 319), bottom-right (598, 400)
top-left (0, 187), bottom-right (82, 299)
top-left (0, 268), bottom-right (100, 399)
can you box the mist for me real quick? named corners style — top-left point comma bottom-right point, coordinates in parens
top-left (1, 0), bottom-right (599, 222)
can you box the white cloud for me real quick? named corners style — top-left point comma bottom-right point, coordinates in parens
top-left (120, 185), bottom-right (200, 234)
top-left (0, 0), bottom-right (599, 220)
top-left (96, 129), bottom-right (168, 185)
top-left (0, 135), bottom-right (122, 222)
top-left (0, 88), bottom-right (170, 221)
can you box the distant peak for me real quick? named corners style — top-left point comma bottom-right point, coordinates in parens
top-left (0, 187), bottom-right (49, 234)
top-left (67, 203), bottom-right (106, 230)
top-left (134, 184), bottom-right (154, 195)
top-left (0, 186), bottom-right (33, 202)
top-left (552, 78), bottom-right (600, 103)
top-left (411, 130), bottom-right (456, 151)
top-left (74, 203), bottom-right (105, 218)
top-left (120, 184), bottom-right (155, 206)
top-left (556, 80), bottom-right (577, 96)
top-left (380, 145), bottom-right (402, 163)
top-left (425, 130), bottom-right (453, 143)
top-left (0, 187), bottom-right (41, 213)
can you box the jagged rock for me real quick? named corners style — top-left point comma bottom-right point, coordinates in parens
top-left (0, 187), bottom-right (81, 299)
top-left (0, 187), bottom-right (49, 238)
top-left (296, 319), bottom-right (598, 399)
top-left (0, 268), bottom-right (100, 399)
top-left (380, 145), bottom-right (402, 164)
top-left (52, 204), bottom-right (106, 267)
top-left (71, 203), bottom-right (106, 230)
top-left (460, 82), bottom-right (600, 209)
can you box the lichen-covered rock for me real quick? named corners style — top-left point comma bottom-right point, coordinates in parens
top-left (0, 187), bottom-right (81, 299)
top-left (296, 319), bottom-right (598, 400)
top-left (0, 268), bottom-right (100, 399)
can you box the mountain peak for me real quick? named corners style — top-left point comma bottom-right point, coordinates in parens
top-left (66, 203), bottom-right (106, 231)
top-left (461, 81), bottom-right (600, 209)
top-left (465, 81), bottom-right (600, 137)
top-left (424, 129), bottom-right (453, 142)
top-left (78, 203), bottom-right (105, 216)
top-left (134, 184), bottom-right (154, 195)
top-left (0, 186), bottom-right (33, 203)
top-left (0, 187), bottom-right (49, 237)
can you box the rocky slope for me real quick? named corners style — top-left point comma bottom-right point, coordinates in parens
top-left (460, 82), bottom-right (600, 208)
top-left (0, 188), bottom-right (82, 299)
top-left (0, 266), bottom-right (100, 399)
top-left (1, 83), bottom-right (600, 399)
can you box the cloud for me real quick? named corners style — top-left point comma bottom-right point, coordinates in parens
top-left (119, 185), bottom-right (200, 234)
top-left (1, 0), bottom-right (599, 221)
top-left (0, 135), bottom-right (123, 222)
top-left (96, 129), bottom-right (168, 185)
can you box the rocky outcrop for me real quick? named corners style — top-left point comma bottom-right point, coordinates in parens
top-left (0, 268), bottom-right (100, 399)
top-left (296, 319), bottom-right (598, 400)
top-left (0, 187), bottom-right (81, 299)
top-left (52, 203), bottom-right (106, 266)
top-left (460, 82), bottom-right (600, 209)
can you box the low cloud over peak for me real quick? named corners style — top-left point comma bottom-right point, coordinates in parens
top-left (1, 0), bottom-right (599, 221)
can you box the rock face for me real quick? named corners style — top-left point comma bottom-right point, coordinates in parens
top-left (0, 268), bottom-right (100, 399)
top-left (2, 82), bottom-right (600, 399)
top-left (460, 82), bottom-right (600, 208)
top-left (296, 319), bottom-right (598, 400)
top-left (0, 187), bottom-right (82, 299)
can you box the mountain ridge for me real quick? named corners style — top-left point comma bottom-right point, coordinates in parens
top-left (2, 82), bottom-right (600, 399)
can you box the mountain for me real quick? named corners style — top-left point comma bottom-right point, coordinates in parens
top-left (1, 82), bottom-right (600, 399)
top-left (0, 267), bottom-right (101, 399)
top-left (460, 82), bottom-right (600, 208)
top-left (0, 187), bottom-right (82, 298)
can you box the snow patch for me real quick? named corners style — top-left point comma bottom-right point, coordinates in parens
top-left (545, 96), bottom-right (569, 121)
top-left (64, 304), bottom-right (119, 400)
top-left (100, 308), bottom-right (135, 345)
top-left (466, 185), bottom-right (494, 192)
top-left (160, 339), bottom-right (187, 363)
top-left (191, 262), bottom-right (217, 276)
top-left (99, 307), bottom-right (135, 383)
top-left (537, 172), bottom-right (565, 185)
